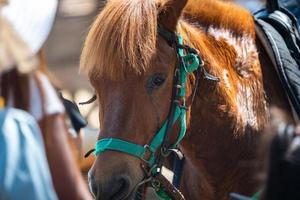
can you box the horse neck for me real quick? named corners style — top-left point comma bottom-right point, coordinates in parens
top-left (175, 2), bottom-right (295, 198)
top-left (180, 91), bottom-right (262, 199)
top-left (177, 21), bottom-right (268, 199)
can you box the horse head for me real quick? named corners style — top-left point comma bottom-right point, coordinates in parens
top-left (81, 0), bottom-right (273, 199)
top-left (81, 0), bottom-right (189, 199)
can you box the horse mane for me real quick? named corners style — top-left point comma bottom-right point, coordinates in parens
top-left (80, 0), bottom-right (157, 80)
top-left (180, 1), bottom-right (267, 133)
top-left (183, 0), bottom-right (255, 37)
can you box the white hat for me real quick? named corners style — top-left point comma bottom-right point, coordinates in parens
top-left (0, 0), bottom-right (58, 73)
top-left (2, 0), bottom-right (58, 54)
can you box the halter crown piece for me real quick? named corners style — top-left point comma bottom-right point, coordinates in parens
top-left (94, 26), bottom-right (211, 199)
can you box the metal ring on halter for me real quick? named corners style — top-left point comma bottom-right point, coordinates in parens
top-left (197, 56), bottom-right (205, 67)
top-left (176, 84), bottom-right (182, 89)
top-left (141, 144), bottom-right (154, 164)
top-left (160, 146), bottom-right (172, 157)
top-left (202, 66), bottom-right (220, 82)
top-left (178, 105), bottom-right (188, 110)
top-left (149, 164), bottom-right (160, 176)
top-left (173, 100), bottom-right (182, 106)
top-left (140, 162), bottom-right (160, 178)
top-left (168, 148), bottom-right (184, 160)
top-left (173, 100), bottom-right (188, 110)
top-left (144, 144), bottom-right (151, 151)
top-left (174, 68), bottom-right (180, 77)
top-left (151, 179), bottom-right (161, 191)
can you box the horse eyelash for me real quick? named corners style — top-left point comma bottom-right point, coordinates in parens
top-left (79, 94), bottom-right (97, 105)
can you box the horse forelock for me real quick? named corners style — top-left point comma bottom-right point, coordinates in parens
top-left (80, 0), bottom-right (255, 81)
top-left (80, 0), bottom-right (158, 80)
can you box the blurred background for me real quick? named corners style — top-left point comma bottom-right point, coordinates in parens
top-left (43, 0), bottom-right (107, 173)
top-left (44, 0), bottom-right (105, 129)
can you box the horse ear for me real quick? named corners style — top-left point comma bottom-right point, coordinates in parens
top-left (158, 0), bottom-right (187, 31)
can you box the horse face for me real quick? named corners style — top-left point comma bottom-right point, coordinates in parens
top-left (82, 0), bottom-right (188, 198)
top-left (88, 37), bottom-right (177, 199)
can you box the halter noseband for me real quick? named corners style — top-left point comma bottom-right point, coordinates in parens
top-left (93, 26), bottom-right (218, 199)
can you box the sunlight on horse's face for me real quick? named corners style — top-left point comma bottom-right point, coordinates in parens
top-left (88, 37), bottom-right (177, 199)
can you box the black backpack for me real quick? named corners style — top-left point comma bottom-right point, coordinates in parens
top-left (254, 0), bottom-right (300, 119)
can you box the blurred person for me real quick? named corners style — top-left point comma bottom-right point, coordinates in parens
top-left (0, 0), bottom-right (92, 199)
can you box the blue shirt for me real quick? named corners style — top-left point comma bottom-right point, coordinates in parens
top-left (0, 108), bottom-right (58, 200)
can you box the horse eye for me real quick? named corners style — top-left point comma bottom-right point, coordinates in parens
top-left (148, 74), bottom-right (166, 89)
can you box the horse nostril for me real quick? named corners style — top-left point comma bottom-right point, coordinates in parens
top-left (101, 174), bottom-right (132, 200)
top-left (111, 175), bottom-right (132, 200)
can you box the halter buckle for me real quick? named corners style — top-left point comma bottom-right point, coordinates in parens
top-left (176, 84), bottom-right (182, 89)
top-left (141, 144), bottom-right (155, 164)
top-left (151, 179), bottom-right (161, 191)
top-left (173, 99), bottom-right (188, 110)
top-left (169, 148), bottom-right (184, 160)
top-left (160, 146), bottom-right (172, 157)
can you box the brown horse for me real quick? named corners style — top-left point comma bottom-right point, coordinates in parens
top-left (0, 51), bottom-right (92, 200)
top-left (80, 0), bottom-right (294, 199)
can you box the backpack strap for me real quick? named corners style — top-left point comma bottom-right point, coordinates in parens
top-left (262, 9), bottom-right (300, 65)
top-left (266, 0), bottom-right (280, 13)
top-left (255, 16), bottom-right (300, 120)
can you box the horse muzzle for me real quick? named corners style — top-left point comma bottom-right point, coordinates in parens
top-left (88, 152), bottom-right (144, 200)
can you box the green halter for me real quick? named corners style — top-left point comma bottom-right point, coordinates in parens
top-left (94, 33), bottom-right (203, 200)
top-left (94, 35), bottom-right (201, 167)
